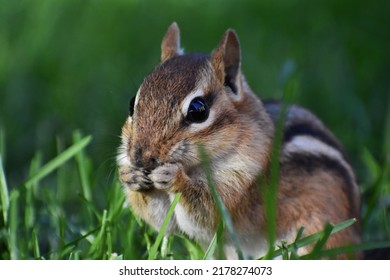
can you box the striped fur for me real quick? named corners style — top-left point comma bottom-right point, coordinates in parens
top-left (264, 101), bottom-right (361, 256)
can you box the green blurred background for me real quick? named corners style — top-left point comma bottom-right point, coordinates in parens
top-left (0, 0), bottom-right (389, 198)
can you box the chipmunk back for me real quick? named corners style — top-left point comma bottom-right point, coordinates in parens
top-left (118, 23), bottom-right (361, 259)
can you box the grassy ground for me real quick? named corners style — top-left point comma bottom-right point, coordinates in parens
top-left (0, 0), bottom-right (389, 259)
top-left (1, 129), bottom-right (388, 260)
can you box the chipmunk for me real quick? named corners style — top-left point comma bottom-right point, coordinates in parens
top-left (117, 22), bottom-right (361, 259)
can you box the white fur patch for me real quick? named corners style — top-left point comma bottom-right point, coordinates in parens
top-left (188, 110), bottom-right (216, 133)
top-left (117, 136), bottom-right (131, 167)
top-left (169, 194), bottom-right (212, 245)
top-left (180, 88), bottom-right (205, 116)
top-left (213, 151), bottom-right (260, 193)
top-left (147, 192), bottom-right (176, 233)
top-left (227, 236), bottom-right (268, 260)
top-left (177, 47), bottom-right (184, 56)
top-left (133, 87), bottom-right (141, 111)
top-left (284, 135), bottom-right (343, 160)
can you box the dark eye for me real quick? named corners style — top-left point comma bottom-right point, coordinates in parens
top-left (186, 97), bottom-right (209, 123)
top-left (129, 96), bottom-right (136, 116)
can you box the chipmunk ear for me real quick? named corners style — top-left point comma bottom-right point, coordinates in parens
top-left (161, 22), bottom-right (183, 62)
top-left (211, 29), bottom-right (241, 95)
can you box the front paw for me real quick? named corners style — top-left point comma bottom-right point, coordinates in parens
top-left (119, 166), bottom-right (153, 191)
top-left (149, 163), bottom-right (182, 190)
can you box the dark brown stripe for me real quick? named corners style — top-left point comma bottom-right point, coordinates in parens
top-left (283, 122), bottom-right (349, 162)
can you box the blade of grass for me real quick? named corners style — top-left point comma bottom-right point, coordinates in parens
top-left (215, 221), bottom-right (226, 259)
top-left (267, 218), bottom-right (356, 259)
top-left (144, 232), bottom-right (152, 256)
top-left (25, 153), bottom-right (42, 230)
top-left (107, 180), bottom-right (126, 222)
top-left (24, 135), bottom-right (92, 186)
top-left (160, 236), bottom-right (170, 259)
top-left (0, 127), bottom-right (5, 163)
top-left (106, 218), bottom-right (113, 259)
top-left (69, 251), bottom-right (80, 260)
top-left (288, 226), bottom-right (305, 259)
top-left (279, 241), bottom-right (289, 260)
top-left (203, 233), bottom-right (218, 260)
top-left (124, 215), bottom-right (139, 259)
top-left (264, 74), bottom-right (297, 259)
top-left (361, 148), bottom-right (383, 225)
top-left (89, 209), bottom-right (109, 259)
top-left (148, 193), bottom-right (181, 260)
top-left (203, 232), bottom-right (218, 260)
top-left (294, 226), bottom-right (305, 243)
top-left (203, 222), bottom-right (224, 260)
top-left (8, 190), bottom-right (19, 260)
top-left (308, 223), bottom-right (334, 259)
top-left (32, 229), bottom-right (41, 259)
top-left (60, 245), bottom-right (76, 259)
top-left (263, 119), bottom-right (283, 259)
top-left (278, 59), bottom-right (297, 89)
top-left (73, 131), bottom-right (92, 202)
top-left (181, 237), bottom-right (203, 260)
top-left (53, 227), bottom-right (100, 259)
top-left (0, 155), bottom-right (9, 225)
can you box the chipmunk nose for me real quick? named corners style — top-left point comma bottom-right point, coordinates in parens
top-left (144, 156), bottom-right (159, 170)
top-left (133, 145), bottom-right (159, 171)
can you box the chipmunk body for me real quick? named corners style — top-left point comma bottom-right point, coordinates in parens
top-left (118, 23), bottom-right (361, 259)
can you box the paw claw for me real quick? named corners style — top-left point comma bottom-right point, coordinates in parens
top-left (119, 166), bottom-right (154, 191)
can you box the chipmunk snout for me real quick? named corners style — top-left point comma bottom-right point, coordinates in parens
top-left (133, 145), bottom-right (160, 171)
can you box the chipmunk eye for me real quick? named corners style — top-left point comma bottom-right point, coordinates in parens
top-left (129, 96), bottom-right (136, 116)
top-left (187, 97), bottom-right (209, 123)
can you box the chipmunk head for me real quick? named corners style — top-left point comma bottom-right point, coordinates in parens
top-left (118, 22), bottom-right (269, 188)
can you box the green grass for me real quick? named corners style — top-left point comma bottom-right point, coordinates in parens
top-left (0, 132), bottom-right (389, 260)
